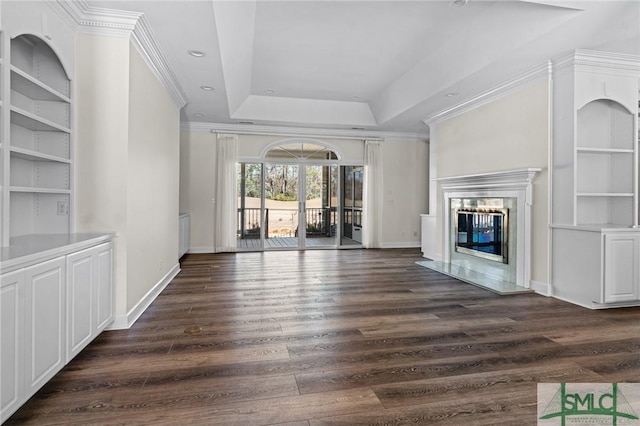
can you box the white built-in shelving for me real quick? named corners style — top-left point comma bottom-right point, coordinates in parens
top-left (1, 30), bottom-right (5, 249)
top-left (1, 5), bottom-right (115, 423)
top-left (3, 33), bottom-right (72, 245)
top-left (574, 98), bottom-right (636, 226)
top-left (551, 50), bottom-right (640, 308)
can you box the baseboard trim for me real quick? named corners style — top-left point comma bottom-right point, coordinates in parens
top-left (380, 242), bottom-right (421, 249)
top-left (187, 246), bottom-right (215, 254)
top-left (107, 263), bottom-right (180, 330)
top-left (530, 280), bottom-right (549, 296)
top-left (550, 293), bottom-right (597, 310)
top-left (421, 252), bottom-right (442, 262)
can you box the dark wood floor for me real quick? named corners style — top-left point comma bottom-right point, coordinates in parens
top-left (6, 249), bottom-right (640, 425)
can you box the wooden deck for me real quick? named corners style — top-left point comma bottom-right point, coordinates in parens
top-left (238, 236), bottom-right (360, 249)
top-left (6, 248), bottom-right (640, 425)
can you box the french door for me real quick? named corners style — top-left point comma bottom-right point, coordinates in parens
top-left (237, 162), bottom-right (339, 250)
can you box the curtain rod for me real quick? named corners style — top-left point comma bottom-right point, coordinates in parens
top-left (208, 129), bottom-right (384, 142)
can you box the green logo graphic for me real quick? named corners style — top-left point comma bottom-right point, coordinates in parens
top-left (540, 383), bottom-right (639, 425)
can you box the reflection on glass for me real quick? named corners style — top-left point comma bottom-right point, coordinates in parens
top-left (455, 208), bottom-right (508, 263)
top-left (342, 166), bottom-right (363, 245)
top-left (305, 165), bottom-right (338, 247)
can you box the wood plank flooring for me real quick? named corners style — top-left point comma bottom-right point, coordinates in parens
top-left (6, 248), bottom-right (640, 425)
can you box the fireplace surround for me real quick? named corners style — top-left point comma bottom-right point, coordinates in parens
top-left (419, 168), bottom-right (540, 293)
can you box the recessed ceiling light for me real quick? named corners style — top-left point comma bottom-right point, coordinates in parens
top-left (264, 89), bottom-right (274, 95)
top-left (450, 0), bottom-right (469, 6)
top-left (188, 50), bottom-right (205, 57)
top-left (200, 86), bottom-right (215, 91)
top-left (445, 92), bottom-right (458, 97)
top-left (194, 113), bottom-right (204, 117)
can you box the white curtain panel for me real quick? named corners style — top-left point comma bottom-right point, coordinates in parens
top-left (215, 133), bottom-right (238, 252)
top-left (363, 140), bottom-right (383, 248)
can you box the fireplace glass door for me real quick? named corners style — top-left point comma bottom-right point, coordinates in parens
top-left (455, 208), bottom-right (508, 263)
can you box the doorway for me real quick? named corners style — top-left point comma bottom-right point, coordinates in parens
top-left (236, 140), bottom-right (360, 251)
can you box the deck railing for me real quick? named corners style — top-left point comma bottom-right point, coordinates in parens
top-left (238, 207), bottom-right (337, 239)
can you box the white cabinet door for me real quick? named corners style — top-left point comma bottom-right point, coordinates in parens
top-left (66, 242), bottom-right (114, 360)
top-left (604, 233), bottom-right (640, 303)
top-left (24, 257), bottom-right (66, 394)
top-left (0, 269), bottom-right (25, 423)
top-left (94, 243), bottom-right (114, 331)
top-left (66, 248), bottom-right (94, 360)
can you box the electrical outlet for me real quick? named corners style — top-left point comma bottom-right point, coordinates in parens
top-left (57, 201), bottom-right (67, 215)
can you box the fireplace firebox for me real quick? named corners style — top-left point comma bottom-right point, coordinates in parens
top-left (455, 208), bottom-right (508, 264)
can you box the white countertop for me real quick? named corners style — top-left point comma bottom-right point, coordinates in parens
top-left (1, 233), bottom-right (114, 273)
top-left (550, 224), bottom-right (640, 233)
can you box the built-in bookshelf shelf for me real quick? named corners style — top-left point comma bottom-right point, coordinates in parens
top-left (576, 147), bottom-right (634, 154)
top-left (577, 193), bottom-right (634, 197)
top-left (10, 147), bottom-right (70, 163)
top-left (10, 106), bottom-right (70, 133)
top-left (10, 186), bottom-right (71, 194)
top-left (10, 65), bottom-right (70, 103)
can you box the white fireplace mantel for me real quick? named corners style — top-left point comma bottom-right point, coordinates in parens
top-left (434, 168), bottom-right (541, 291)
top-left (436, 168), bottom-right (541, 196)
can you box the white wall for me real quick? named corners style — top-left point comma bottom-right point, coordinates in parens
top-left (126, 46), bottom-right (180, 311)
top-left (179, 132), bottom-right (429, 250)
top-left (432, 79), bottom-right (550, 284)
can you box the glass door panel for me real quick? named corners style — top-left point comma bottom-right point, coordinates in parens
top-left (237, 163), bottom-right (263, 250)
top-left (264, 163), bottom-right (299, 249)
top-left (238, 161), bottom-right (343, 250)
top-left (341, 166), bottom-right (363, 246)
top-left (305, 164), bottom-right (338, 248)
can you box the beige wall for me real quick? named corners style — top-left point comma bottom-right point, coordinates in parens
top-left (179, 130), bottom-right (216, 251)
top-left (179, 132), bottom-right (428, 250)
top-left (75, 34), bottom-right (130, 323)
top-left (381, 140), bottom-right (429, 246)
top-left (76, 34), bottom-right (180, 323)
top-left (126, 47), bottom-right (180, 311)
top-left (433, 79), bottom-right (550, 283)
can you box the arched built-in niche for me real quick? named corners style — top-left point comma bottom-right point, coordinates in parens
top-left (7, 33), bottom-right (73, 241)
top-left (576, 98), bottom-right (636, 226)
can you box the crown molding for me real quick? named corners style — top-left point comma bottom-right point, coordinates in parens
top-left (130, 17), bottom-right (188, 108)
top-left (181, 122), bottom-right (429, 142)
top-left (51, 0), bottom-right (141, 38)
top-left (424, 50), bottom-right (639, 127)
top-left (424, 61), bottom-right (552, 125)
top-left (553, 49), bottom-right (640, 77)
top-left (50, 0), bottom-right (187, 108)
